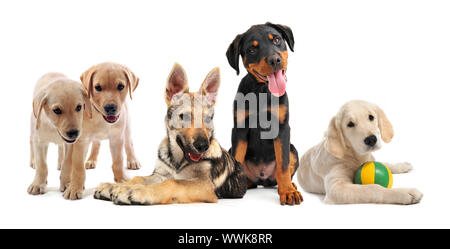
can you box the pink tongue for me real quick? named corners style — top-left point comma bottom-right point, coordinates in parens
top-left (106, 116), bottom-right (117, 122)
top-left (189, 153), bottom-right (202, 162)
top-left (267, 70), bottom-right (286, 97)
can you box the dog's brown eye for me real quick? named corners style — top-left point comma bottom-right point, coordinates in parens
top-left (179, 113), bottom-right (191, 121)
top-left (75, 105), bottom-right (82, 112)
top-left (95, 85), bottom-right (102, 92)
top-left (273, 37), bottom-right (281, 45)
top-left (53, 108), bottom-right (62, 115)
top-left (117, 84), bottom-right (125, 91)
top-left (369, 115), bottom-right (374, 121)
top-left (347, 121), bottom-right (355, 128)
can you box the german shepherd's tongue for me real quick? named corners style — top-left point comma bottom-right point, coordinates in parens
top-left (267, 70), bottom-right (286, 97)
top-left (188, 152), bottom-right (202, 162)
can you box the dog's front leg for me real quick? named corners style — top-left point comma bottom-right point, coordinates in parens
top-left (124, 120), bottom-right (141, 170)
top-left (59, 143), bottom-right (73, 192)
top-left (109, 136), bottom-right (128, 183)
top-left (27, 141), bottom-right (48, 195)
top-left (109, 178), bottom-right (218, 205)
top-left (383, 162), bottom-right (413, 174)
top-left (274, 129), bottom-right (303, 205)
top-left (324, 166), bottom-right (422, 205)
top-left (63, 141), bottom-right (89, 200)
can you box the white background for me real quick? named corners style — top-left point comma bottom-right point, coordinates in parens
top-left (0, 0), bottom-right (449, 228)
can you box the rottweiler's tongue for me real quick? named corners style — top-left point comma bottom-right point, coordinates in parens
top-left (106, 116), bottom-right (117, 122)
top-left (267, 70), bottom-right (286, 97)
top-left (188, 153), bottom-right (202, 162)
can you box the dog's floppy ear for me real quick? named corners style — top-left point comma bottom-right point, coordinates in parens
top-left (326, 116), bottom-right (347, 159)
top-left (226, 34), bottom-right (242, 75)
top-left (80, 86), bottom-right (92, 119)
top-left (165, 63), bottom-right (189, 105)
top-left (32, 90), bottom-right (48, 130)
top-left (200, 67), bottom-right (220, 106)
top-left (80, 65), bottom-right (97, 98)
top-left (375, 105), bottom-right (394, 143)
top-left (121, 65), bottom-right (139, 100)
top-left (266, 22), bottom-right (295, 52)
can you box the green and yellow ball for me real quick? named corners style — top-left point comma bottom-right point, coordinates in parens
top-left (354, 161), bottom-right (393, 188)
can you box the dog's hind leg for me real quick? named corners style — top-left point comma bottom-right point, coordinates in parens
top-left (124, 121), bottom-right (141, 170)
top-left (85, 141), bottom-right (100, 169)
top-left (57, 144), bottom-right (65, 170)
top-left (29, 138), bottom-right (35, 169)
top-left (27, 141), bottom-right (48, 195)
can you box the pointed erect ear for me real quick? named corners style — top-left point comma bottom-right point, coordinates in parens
top-left (32, 91), bottom-right (47, 130)
top-left (165, 63), bottom-right (189, 105)
top-left (80, 65), bottom-right (97, 98)
top-left (121, 65), bottom-right (139, 100)
top-left (80, 86), bottom-right (92, 119)
top-left (326, 116), bottom-right (347, 159)
top-left (375, 105), bottom-right (394, 143)
top-left (266, 22), bottom-right (295, 52)
top-left (200, 67), bottom-right (220, 106)
top-left (226, 34), bottom-right (242, 75)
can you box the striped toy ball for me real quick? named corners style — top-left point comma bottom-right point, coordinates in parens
top-left (354, 161), bottom-right (393, 188)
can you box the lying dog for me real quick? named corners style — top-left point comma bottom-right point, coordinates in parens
top-left (62, 62), bottom-right (140, 200)
top-left (94, 63), bottom-right (247, 205)
top-left (226, 23), bottom-right (302, 205)
top-left (297, 100), bottom-right (423, 204)
top-left (29, 73), bottom-right (91, 195)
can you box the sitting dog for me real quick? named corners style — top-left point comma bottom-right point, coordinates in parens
top-left (29, 73), bottom-right (91, 195)
top-left (94, 63), bottom-right (247, 205)
top-left (226, 22), bottom-right (302, 205)
top-left (297, 100), bottom-right (423, 204)
top-left (62, 62), bottom-right (140, 200)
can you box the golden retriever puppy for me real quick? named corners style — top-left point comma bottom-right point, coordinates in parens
top-left (29, 73), bottom-right (91, 195)
top-left (297, 100), bottom-right (423, 204)
top-left (62, 62), bottom-right (139, 200)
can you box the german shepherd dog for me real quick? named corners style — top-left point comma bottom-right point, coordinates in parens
top-left (94, 63), bottom-right (247, 205)
top-left (226, 23), bottom-right (303, 205)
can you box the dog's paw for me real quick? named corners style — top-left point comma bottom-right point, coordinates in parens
top-left (111, 185), bottom-right (151, 205)
top-left (279, 184), bottom-right (303, 205)
top-left (127, 159), bottom-right (141, 170)
top-left (63, 185), bottom-right (84, 200)
top-left (396, 188), bottom-right (423, 205)
top-left (27, 183), bottom-right (46, 195)
top-left (390, 162), bottom-right (413, 174)
top-left (85, 160), bottom-right (97, 170)
top-left (94, 182), bottom-right (116, 201)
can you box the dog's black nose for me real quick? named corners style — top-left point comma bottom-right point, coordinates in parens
top-left (267, 54), bottom-right (282, 68)
top-left (193, 139), bottom-right (209, 153)
top-left (364, 135), bottom-right (377, 147)
top-left (104, 104), bottom-right (117, 115)
top-left (66, 129), bottom-right (79, 139)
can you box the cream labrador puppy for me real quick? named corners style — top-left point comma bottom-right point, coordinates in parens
top-left (62, 62), bottom-right (140, 200)
top-left (29, 73), bottom-right (91, 195)
top-left (297, 100), bottom-right (423, 204)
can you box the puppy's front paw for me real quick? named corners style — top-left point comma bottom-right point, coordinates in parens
top-left (27, 183), bottom-right (46, 195)
top-left (396, 188), bottom-right (423, 205)
top-left (111, 185), bottom-right (151, 205)
top-left (85, 160), bottom-right (97, 170)
top-left (63, 185), bottom-right (84, 200)
top-left (94, 183), bottom-right (115, 201)
top-left (127, 160), bottom-right (141, 170)
top-left (279, 184), bottom-right (303, 205)
top-left (390, 162), bottom-right (413, 174)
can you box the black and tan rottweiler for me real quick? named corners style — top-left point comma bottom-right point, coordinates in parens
top-left (226, 22), bottom-right (303, 205)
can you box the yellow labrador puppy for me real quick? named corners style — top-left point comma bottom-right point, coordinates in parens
top-left (62, 62), bottom-right (139, 200)
top-left (29, 73), bottom-right (91, 195)
top-left (297, 100), bottom-right (423, 204)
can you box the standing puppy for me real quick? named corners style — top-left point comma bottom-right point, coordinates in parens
top-left (62, 62), bottom-right (140, 200)
top-left (29, 73), bottom-right (91, 195)
top-left (94, 63), bottom-right (247, 205)
top-left (226, 23), bottom-right (302, 205)
top-left (298, 100), bottom-right (423, 204)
